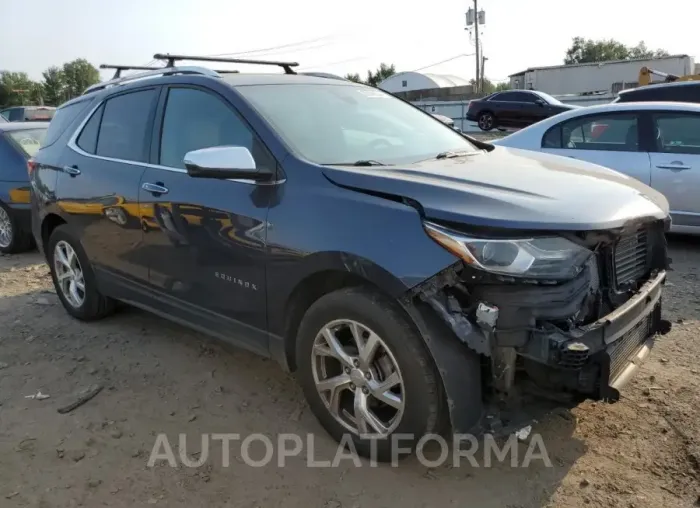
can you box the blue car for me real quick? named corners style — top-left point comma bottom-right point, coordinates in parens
top-left (0, 122), bottom-right (47, 253)
top-left (29, 55), bottom-right (671, 460)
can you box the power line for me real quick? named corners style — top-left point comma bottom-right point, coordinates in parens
top-left (206, 35), bottom-right (339, 58)
top-left (297, 56), bottom-right (370, 72)
top-left (411, 54), bottom-right (475, 73)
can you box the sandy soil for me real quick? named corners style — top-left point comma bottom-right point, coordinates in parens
top-left (0, 237), bottom-right (698, 508)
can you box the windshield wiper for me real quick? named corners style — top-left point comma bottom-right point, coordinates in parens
top-left (435, 150), bottom-right (474, 160)
top-left (324, 160), bottom-right (389, 167)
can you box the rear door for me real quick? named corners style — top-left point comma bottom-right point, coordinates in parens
top-left (648, 111), bottom-right (700, 229)
top-left (488, 92), bottom-right (523, 127)
top-left (540, 111), bottom-right (652, 184)
top-left (59, 86), bottom-right (160, 285)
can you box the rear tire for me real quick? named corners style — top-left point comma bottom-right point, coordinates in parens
top-left (47, 225), bottom-right (115, 321)
top-left (0, 202), bottom-right (33, 254)
top-left (296, 287), bottom-right (443, 461)
top-left (478, 111), bottom-right (495, 131)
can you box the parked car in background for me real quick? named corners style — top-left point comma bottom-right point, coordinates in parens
top-left (0, 106), bottom-right (56, 123)
top-left (30, 59), bottom-right (670, 459)
top-left (431, 113), bottom-right (462, 132)
top-left (614, 80), bottom-right (700, 104)
top-left (493, 101), bottom-right (700, 234)
top-left (0, 122), bottom-right (47, 252)
top-left (466, 90), bottom-right (578, 131)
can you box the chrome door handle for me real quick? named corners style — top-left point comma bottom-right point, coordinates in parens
top-left (656, 162), bottom-right (691, 171)
top-left (62, 165), bottom-right (81, 176)
top-left (142, 182), bottom-right (169, 195)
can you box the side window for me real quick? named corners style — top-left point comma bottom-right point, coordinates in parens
top-left (677, 86), bottom-right (700, 103)
top-left (0, 109), bottom-right (10, 121)
top-left (653, 113), bottom-right (700, 154)
top-left (542, 126), bottom-right (562, 148)
top-left (76, 105), bottom-right (104, 154)
top-left (9, 108), bottom-right (24, 121)
top-left (95, 89), bottom-right (157, 162)
top-left (518, 92), bottom-right (539, 103)
top-left (557, 114), bottom-right (639, 152)
top-left (159, 87), bottom-right (273, 170)
top-left (43, 99), bottom-right (92, 147)
top-left (495, 92), bottom-right (516, 102)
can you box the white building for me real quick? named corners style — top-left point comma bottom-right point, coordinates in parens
top-left (378, 72), bottom-right (471, 93)
top-left (509, 54), bottom-right (694, 95)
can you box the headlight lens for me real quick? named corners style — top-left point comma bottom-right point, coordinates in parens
top-left (424, 221), bottom-right (592, 280)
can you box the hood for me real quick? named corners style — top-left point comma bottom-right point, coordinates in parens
top-left (322, 147), bottom-right (669, 231)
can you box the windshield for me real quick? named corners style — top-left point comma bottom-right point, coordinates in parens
top-left (6, 128), bottom-right (47, 157)
top-left (236, 83), bottom-right (477, 165)
top-left (531, 90), bottom-right (564, 105)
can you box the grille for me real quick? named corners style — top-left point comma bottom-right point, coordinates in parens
top-left (614, 226), bottom-right (649, 286)
top-left (607, 314), bottom-right (652, 378)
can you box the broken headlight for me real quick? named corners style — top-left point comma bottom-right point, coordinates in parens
top-left (424, 221), bottom-right (592, 280)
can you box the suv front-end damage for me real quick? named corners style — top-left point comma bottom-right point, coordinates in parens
top-left (407, 216), bottom-right (672, 435)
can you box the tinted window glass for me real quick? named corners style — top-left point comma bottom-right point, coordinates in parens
top-left (557, 114), bottom-right (638, 152)
top-left (653, 113), bottom-right (700, 154)
top-left (236, 83), bottom-right (477, 165)
top-left (495, 92), bottom-right (518, 102)
top-left (0, 110), bottom-right (9, 121)
top-left (6, 128), bottom-right (47, 157)
top-left (8, 108), bottom-right (24, 121)
top-left (542, 126), bottom-right (562, 148)
top-left (76, 105), bottom-right (103, 154)
top-left (159, 87), bottom-right (273, 170)
top-left (96, 89), bottom-right (157, 162)
top-left (676, 86), bottom-right (700, 103)
top-left (43, 100), bottom-right (92, 147)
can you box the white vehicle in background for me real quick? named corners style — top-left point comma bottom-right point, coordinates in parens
top-left (493, 102), bottom-right (700, 235)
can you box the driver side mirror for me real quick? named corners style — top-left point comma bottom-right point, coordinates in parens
top-left (183, 146), bottom-right (272, 181)
top-left (535, 99), bottom-right (546, 107)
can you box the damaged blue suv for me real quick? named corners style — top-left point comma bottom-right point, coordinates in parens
top-left (30, 54), bottom-right (671, 459)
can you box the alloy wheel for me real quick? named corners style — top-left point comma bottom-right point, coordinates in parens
top-left (53, 240), bottom-right (86, 308)
top-left (311, 319), bottom-right (405, 436)
top-left (479, 114), bottom-right (493, 130)
top-left (0, 207), bottom-right (12, 248)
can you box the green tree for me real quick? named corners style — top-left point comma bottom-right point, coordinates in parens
top-left (344, 73), bottom-right (362, 83)
top-left (366, 63), bottom-right (396, 87)
top-left (62, 59), bottom-right (100, 99)
top-left (564, 37), bottom-right (669, 65)
top-left (42, 66), bottom-right (65, 106)
top-left (0, 71), bottom-right (39, 107)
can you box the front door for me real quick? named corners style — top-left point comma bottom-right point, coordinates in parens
top-left (57, 87), bottom-right (160, 284)
top-left (542, 111), bottom-right (652, 185)
top-left (649, 111), bottom-right (700, 229)
top-left (138, 85), bottom-right (278, 353)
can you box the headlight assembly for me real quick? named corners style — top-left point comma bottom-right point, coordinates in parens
top-left (423, 221), bottom-right (592, 281)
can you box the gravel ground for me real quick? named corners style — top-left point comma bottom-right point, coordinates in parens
top-left (0, 237), bottom-right (698, 508)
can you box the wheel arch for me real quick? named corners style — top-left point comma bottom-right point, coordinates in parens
top-left (275, 251), bottom-right (412, 372)
top-left (40, 212), bottom-right (67, 259)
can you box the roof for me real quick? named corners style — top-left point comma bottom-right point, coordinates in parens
top-left (381, 71), bottom-right (470, 89)
top-left (619, 79), bottom-right (700, 95)
top-left (509, 54), bottom-right (691, 77)
top-left (222, 73), bottom-right (358, 87)
top-left (0, 121), bottom-right (50, 132)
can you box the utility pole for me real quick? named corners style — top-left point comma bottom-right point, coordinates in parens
top-left (474, 0), bottom-right (480, 94)
top-left (465, 1), bottom-right (486, 94)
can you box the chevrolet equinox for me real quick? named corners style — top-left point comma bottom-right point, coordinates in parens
top-left (30, 54), bottom-right (672, 459)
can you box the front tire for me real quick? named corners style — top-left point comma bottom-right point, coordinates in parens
top-left (0, 202), bottom-right (33, 254)
top-left (296, 287), bottom-right (443, 461)
top-left (48, 225), bottom-right (115, 321)
top-left (478, 111), bottom-right (495, 131)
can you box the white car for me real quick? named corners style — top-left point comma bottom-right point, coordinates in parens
top-left (493, 101), bottom-right (700, 234)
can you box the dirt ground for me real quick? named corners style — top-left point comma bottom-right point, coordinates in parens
top-left (0, 238), bottom-right (698, 508)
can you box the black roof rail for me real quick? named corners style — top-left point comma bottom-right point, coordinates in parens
top-left (153, 53), bottom-right (299, 75)
top-left (99, 63), bottom-right (239, 79)
top-left (83, 66), bottom-right (220, 95)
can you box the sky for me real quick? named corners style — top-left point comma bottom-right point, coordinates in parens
top-left (1, 0), bottom-right (698, 84)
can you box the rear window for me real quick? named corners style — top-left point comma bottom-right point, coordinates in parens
top-left (42, 100), bottom-right (92, 147)
top-left (25, 108), bottom-right (55, 122)
top-left (6, 128), bottom-right (48, 157)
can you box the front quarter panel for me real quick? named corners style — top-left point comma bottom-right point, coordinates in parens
top-left (265, 159), bottom-right (458, 338)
